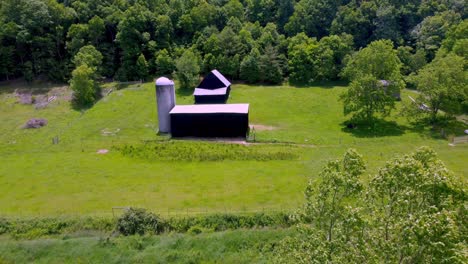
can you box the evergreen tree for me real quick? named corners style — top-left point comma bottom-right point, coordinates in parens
top-left (240, 48), bottom-right (261, 83)
top-left (136, 53), bottom-right (149, 81)
top-left (259, 45), bottom-right (283, 84)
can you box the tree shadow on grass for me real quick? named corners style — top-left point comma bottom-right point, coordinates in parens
top-left (70, 88), bottom-right (103, 112)
top-left (71, 100), bottom-right (94, 112)
top-left (341, 119), bottom-right (407, 138)
top-left (289, 80), bottom-right (349, 89)
top-left (342, 116), bottom-right (465, 140)
top-left (407, 117), bottom-right (467, 139)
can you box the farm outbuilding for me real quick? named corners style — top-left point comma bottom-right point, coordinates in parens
top-left (194, 69), bottom-right (231, 104)
top-left (170, 104), bottom-right (249, 138)
top-left (379, 80), bottom-right (401, 100)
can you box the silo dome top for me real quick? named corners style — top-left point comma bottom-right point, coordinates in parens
top-left (156, 77), bottom-right (174, 86)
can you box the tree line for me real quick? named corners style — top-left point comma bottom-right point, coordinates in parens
top-left (0, 0), bottom-right (466, 117)
top-left (0, 0), bottom-right (465, 82)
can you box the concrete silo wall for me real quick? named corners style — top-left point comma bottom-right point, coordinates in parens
top-left (155, 77), bottom-right (176, 133)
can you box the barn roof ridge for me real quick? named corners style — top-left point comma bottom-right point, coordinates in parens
top-left (210, 69), bottom-right (231, 87)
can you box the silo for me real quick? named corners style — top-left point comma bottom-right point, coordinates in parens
top-left (155, 77), bottom-right (176, 133)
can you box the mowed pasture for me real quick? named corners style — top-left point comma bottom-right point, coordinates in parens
top-left (0, 82), bottom-right (466, 217)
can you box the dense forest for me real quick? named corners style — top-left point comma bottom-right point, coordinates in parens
top-left (0, 0), bottom-right (465, 84)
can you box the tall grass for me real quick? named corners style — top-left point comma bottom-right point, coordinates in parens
top-left (0, 211), bottom-right (294, 239)
top-left (0, 228), bottom-right (293, 263)
top-left (115, 141), bottom-right (299, 162)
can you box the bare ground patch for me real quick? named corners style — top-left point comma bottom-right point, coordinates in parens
top-left (250, 124), bottom-right (278, 131)
top-left (172, 137), bottom-right (249, 145)
top-left (171, 137), bottom-right (316, 148)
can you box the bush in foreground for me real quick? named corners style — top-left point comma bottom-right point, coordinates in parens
top-left (116, 208), bottom-right (165, 235)
top-left (273, 147), bottom-right (466, 263)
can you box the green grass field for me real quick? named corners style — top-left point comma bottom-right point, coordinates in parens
top-left (0, 81), bottom-right (466, 217)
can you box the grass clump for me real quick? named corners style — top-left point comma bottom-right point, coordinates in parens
top-left (115, 141), bottom-right (299, 162)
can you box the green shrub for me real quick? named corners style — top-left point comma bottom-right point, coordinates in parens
top-left (10, 218), bottom-right (69, 239)
top-left (116, 208), bottom-right (166, 236)
top-left (4, 217), bottom-right (113, 239)
top-left (1, 212), bottom-right (292, 239)
top-left (0, 218), bottom-right (10, 234)
top-left (167, 212), bottom-right (293, 233)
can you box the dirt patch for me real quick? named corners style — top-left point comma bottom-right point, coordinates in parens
top-left (49, 86), bottom-right (72, 101)
top-left (15, 90), bottom-right (33, 104)
top-left (14, 85), bottom-right (71, 107)
top-left (171, 137), bottom-right (316, 148)
top-left (101, 128), bottom-right (121, 136)
top-left (250, 124), bottom-right (278, 131)
top-left (173, 137), bottom-right (248, 145)
top-left (34, 94), bottom-right (49, 109)
top-left (101, 88), bottom-right (114, 97)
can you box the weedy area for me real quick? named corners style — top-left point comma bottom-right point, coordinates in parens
top-left (0, 228), bottom-right (293, 263)
top-left (115, 141), bottom-right (300, 162)
top-left (0, 209), bottom-right (295, 263)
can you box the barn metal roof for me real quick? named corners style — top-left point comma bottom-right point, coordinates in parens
top-left (170, 104), bottom-right (249, 114)
top-left (194, 87), bottom-right (228, 95)
top-left (196, 69), bottom-right (231, 90)
top-left (210, 69), bottom-right (231, 87)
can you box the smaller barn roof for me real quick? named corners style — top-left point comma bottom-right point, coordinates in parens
top-left (194, 87), bottom-right (228, 96)
top-left (170, 104), bottom-right (249, 114)
top-left (197, 69), bottom-right (231, 89)
top-left (211, 69), bottom-right (231, 87)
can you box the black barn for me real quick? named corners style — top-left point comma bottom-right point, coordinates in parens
top-left (170, 104), bottom-right (249, 138)
top-left (194, 69), bottom-right (231, 104)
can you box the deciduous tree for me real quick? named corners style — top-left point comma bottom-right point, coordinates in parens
top-left (154, 49), bottom-right (175, 76)
top-left (367, 146), bottom-right (463, 263)
top-left (411, 54), bottom-right (467, 123)
top-left (341, 40), bottom-right (403, 122)
top-left (175, 49), bottom-right (200, 90)
top-left (273, 147), bottom-right (465, 263)
top-left (70, 64), bottom-right (96, 106)
top-left (73, 45), bottom-right (103, 71)
top-left (411, 11), bottom-right (461, 59)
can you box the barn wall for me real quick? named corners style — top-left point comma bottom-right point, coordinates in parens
top-left (194, 94), bottom-right (228, 104)
top-left (170, 112), bottom-right (249, 137)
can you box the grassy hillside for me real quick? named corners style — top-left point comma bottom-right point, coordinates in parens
top-left (0, 81), bottom-right (466, 217)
